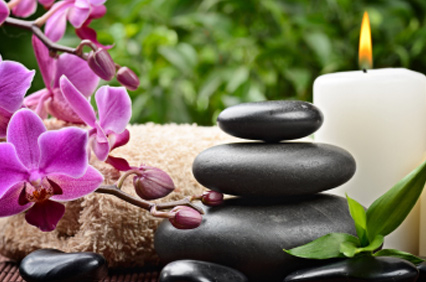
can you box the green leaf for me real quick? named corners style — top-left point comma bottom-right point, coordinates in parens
top-left (355, 234), bottom-right (384, 253)
top-left (340, 234), bottom-right (383, 258)
top-left (374, 249), bottom-right (425, 265)
top-left (340, 241), bottom-right (358, 258)
top-left (366, 160), bottom-right (426, 241)
top-left (346, 194), bottom-right (368, 246)
top-left (284, 233), bottom-right (360, 259)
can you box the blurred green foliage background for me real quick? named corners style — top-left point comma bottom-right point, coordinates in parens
top-left (1, 0), bottom-right (426, 125)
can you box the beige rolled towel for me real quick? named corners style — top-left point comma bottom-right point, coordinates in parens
top-left (0, 121), bottom-right (238, 267)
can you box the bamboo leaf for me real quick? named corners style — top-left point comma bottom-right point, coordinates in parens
top-left (284, 233), bottom-right (360, 259)
top-left (366, 160), bottom-right (426, 241)
top-left (374, 249), bottom-right (424, 265)
top-left (346, 194), bottom-right (368, 246)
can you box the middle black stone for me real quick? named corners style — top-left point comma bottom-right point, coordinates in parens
top-left (192, 142), bottom-right (356, 197)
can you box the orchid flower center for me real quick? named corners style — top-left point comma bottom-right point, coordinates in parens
top-left (24, 178), bottom-right (55, 203)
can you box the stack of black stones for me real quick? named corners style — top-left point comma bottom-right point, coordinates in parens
top-left (155, 100), bottom-right (360, 282)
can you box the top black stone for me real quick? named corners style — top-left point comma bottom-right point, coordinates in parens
top-left (217, 100), bottom-right (323, 142)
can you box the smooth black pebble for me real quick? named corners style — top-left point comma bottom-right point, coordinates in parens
top-left (284, 256), bottom-right (419, 281)
top-left (19, 249), bottom-right (108, 282)
top-left (159, 259), bottom-right (248, 282)
top-left (192, 142), bottom-right (356, 197)
top-left (217, 100), bottom-right (323, 142)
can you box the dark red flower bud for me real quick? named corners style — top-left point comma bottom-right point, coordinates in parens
top-left (169, 206), bottom-right (202, 229)
top-left (201, 191), bottom-right (224, 206)
top-left (87, 49), bottom-right (116, 81)
top-left (117, 67), bottom-right (140, 91)
top-left (133, 166), bottom-right (175, 200)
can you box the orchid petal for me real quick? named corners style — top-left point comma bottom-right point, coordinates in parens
top-left (49, 166), bottom-right (103, 201)
top-left (75, 24), bottom-right (113, 50)
top-left (45, 4), bottom-right (69, 42)
top-left (12, 0), bottom-right (36, 18)
top-left (0, 60), bottom-right (35, 113)
top-left (24, 89), bottom-right (51, 119)
top-left (88, 4), bottom-right (106, 18)
top-left (53, 53), bottom-right (99, 96)
top-left (47, 88), bottom-right (85, 124)
top-left (25, 200), bottom-right (65, 232)
top-left (91, 125), bottom-right (109, 161)
top-left (105, 155), bottom-right (132, 171)
top-left (109, 129), bottom-right (130, 151)
top-left (7, 109), bottom-right (46, 170)
top-left (0, 107), bottom-right (12, 138)
top-left (96, 86), bottom-right (131, 134)
top-left (59, 76), bottom-right (96, 126)
top-left (89, 0), bottom-right (106, 6)
top-left (38, 0), bottom-right (55, 8)
top-left (32, 36), bottom-right (55, 89)
top-left (0, 143), bottom-right (29, 195)
top-left (0, 0), bottom-right (10, 25)
top-left (38, 127), bottom-right (88, 178)
top-left (68, 0), bottom-right (90, 28)
top-left (0, 182), bottom-right (31, 216)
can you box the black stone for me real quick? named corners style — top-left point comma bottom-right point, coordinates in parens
top-left (155, 194), bottom-right (357, 282)
top-left (19, 249), bottom-right (108, 282)
top-left (217, 100), bottom-right (323, 142)
top-left (192, 142), bottom-right (356, 197)
top-left (159, 260), bottom-right (248, 282)
top-left (417, 258), bottom-right (426, 281)
top-left (284, 256), bottom-right (419, 281)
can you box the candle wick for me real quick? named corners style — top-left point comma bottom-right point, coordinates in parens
top-left (363, 69), bottom-right (367, 73)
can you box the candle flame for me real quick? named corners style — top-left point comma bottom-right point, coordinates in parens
top-left (358, 11), bottom-right (373, 69)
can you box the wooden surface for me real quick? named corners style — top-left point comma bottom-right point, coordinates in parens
top-left (0, 255), bottom-right (160, 282)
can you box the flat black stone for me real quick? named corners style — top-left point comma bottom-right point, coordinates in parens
top-left (19, 249), bottom-right (108, 282)
top-left (192, 142), bottom-right (356, 197)
top-left (284, 256), bottom-right (419, 281)
top-left (155, 194), bottom-right (356, 282)
top-left (217, 100), bottom-right (323, 142)
top-left (159, 260), bottom-right (248, 282)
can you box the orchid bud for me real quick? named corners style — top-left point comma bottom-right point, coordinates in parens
top-left (117, 67), bottom-right (140, 91)
top-left (133, 166), bottom-right (175, 200)
top-left (201, 191), bottom-right (224, 206)
top-left (87, 49), bottom-right (116, 81)
top-left (169, 206), bottom-right (202, 229)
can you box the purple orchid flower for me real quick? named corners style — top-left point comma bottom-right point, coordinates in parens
top-left (60, 76), bottom-right (131, 161)
top-left (0, 55), bottom-right (35, 137)
top-left (0, 0), bottom-right (9, 25)
top-left (24, 36), bottom-right (99, 123)
top-left (0, 109), bottom-right (103, 231)
top-left (10, 0), bottom-right (54, 18)
top-left (45, 0), bottom-right (111, 48)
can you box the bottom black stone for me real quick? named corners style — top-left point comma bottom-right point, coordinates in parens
top-left (155, 194), bottom-right (357, 282)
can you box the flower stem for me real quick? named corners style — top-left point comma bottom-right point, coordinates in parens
top-left (115, 169), bottom-right (142, 190)
top-left (3, 17), bottom-right (87, 59)
top-left (95, 185), bottom-right (205, 214)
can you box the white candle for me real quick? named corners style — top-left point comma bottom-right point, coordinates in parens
top-left (313, 68), bottom-right (426, 254)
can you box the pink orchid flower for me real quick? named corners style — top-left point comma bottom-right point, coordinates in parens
top-left (0, 0), bottom-right (9, 24)
top-left (0, 55), bottom-right (35, 137)
top-left (45, 0), bottom-right (110, 48)
top-left (0, 109), bottom-right (103, 231)
top-left (24, 36), bottom-right (99, 123)
top-left (10, 0), bottom-right (54, 18)
top-left (60, 76), bottom-right (131, 161)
